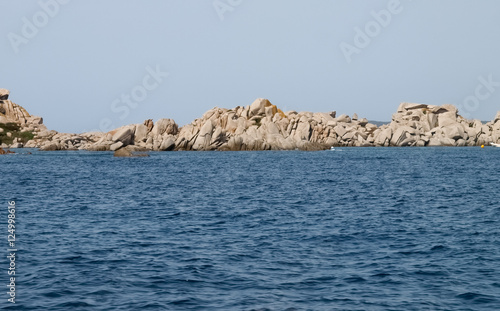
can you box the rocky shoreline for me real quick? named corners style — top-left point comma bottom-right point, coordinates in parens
top-left (1, 88), bottom-right (499, 153)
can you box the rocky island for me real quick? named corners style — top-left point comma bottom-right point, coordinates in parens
top-left (1, 88), bottom-right (499, 153)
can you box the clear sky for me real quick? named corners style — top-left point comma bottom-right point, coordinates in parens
top-left (1, 0), bottom-right (500, 133)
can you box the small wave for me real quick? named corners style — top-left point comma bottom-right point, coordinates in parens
top-left (430, 245), bottom-right (447, 251)
top-left (343, 276), bottom-right (367, 283)
top-left (55, 301), bottom-right (95, 308)
top-left (456, 292), bottom-right (497, 303)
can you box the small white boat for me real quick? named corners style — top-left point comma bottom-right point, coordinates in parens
top-left (491, 143), bottom-right (500, 147)
top-left (330, 146), bottom-right (335, 151)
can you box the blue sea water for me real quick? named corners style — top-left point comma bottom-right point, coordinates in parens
top-left (1, 147), bottom-right (500, 311)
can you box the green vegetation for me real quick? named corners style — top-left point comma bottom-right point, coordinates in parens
top-left (0, 123), bottom-right (34, 145)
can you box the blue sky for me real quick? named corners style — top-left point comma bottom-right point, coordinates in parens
top-left (1, 0), bottom-right (500, 133)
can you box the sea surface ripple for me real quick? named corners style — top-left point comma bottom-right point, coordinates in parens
top-left (1, 147), bottom-right (499, 310)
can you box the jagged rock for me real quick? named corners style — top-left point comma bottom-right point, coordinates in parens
top-left (249, 98), bottom-right (271, 117)
top-left (144, 119), bottom-right (154, 132)
top-left (374, 127), bottom-right (392, 146)
top-left (0, 89), bottom-right (9, 100)
top-left (336, 114), bottom-right (351, 123)
top-left (295, 122), bottom-right (311, 141)
top-left (227, 136), bottom-right (243, 151)
top-left (437, 105), bottom-right (458, 127)
top-left (134, 124), bottom-right (148, 142)
top-left (397, 103), bottom-right (428, 112)
top-left (110, 141), bottom-right (124, 151)
top-left (390, 126), bottom-right (414, 146)
top-left (112, 126), bottom-right (135, 146)
top-left (151, 118), bottom-right (178, 137)
top-left (192, 120), bottom-right (214, 150)
top-left (5, 89), bottom-right (500, 150)
top-left (494, 111), bottom-right (500, 124)
top-left (24, 140), bottom-right (37, 148)
top-left (87, 144), bottom-right (109, 151)
top-left (442, 124), bottom-right (465, 141)
top-left (159, 137), bottom-right (175, 151)
top-left (0, 99), bottom-right (31, 124)
top-left (358, 118), bottom-right (368, 126)
top-left (114, 148), bottom-right (132, 157)
top-left (28, 116), bottom-right (43, 125)
top-left (40, 143), bottom-right (59, 151)
top-left (113, 145), bottom-right (149, 157)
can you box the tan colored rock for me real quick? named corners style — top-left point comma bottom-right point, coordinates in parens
top-left (134, 124), bottom-right (148, 142)
top-left (336, 114), bottom-right (351, 123)
top-left (24, 140), bottom-right (37, 148)
top-left (427, 112), bottom-right (439, 129)
top-left (333, 125), bottom-right (346, 138)
top-left (159, 137), bottom-right (175, 151)
top-left (151, 118), bottom-right (178, 137)
top-left (144, 119), bottom-right (154, 132)
top-left (40, 143), bottom-right (59, 151)
top-left (0, 89), bottom-right (9, 100)
top-left (265, 105), bottom-right (277, 118)
top-left (6, 92), bottom-right (496, 151)
top-left (390, 127), bottom-right (410, 146)
top-left (112, 126), bottom-right (135, 145)
top-left (374, 127), bottom-right (392, 146)
top-left (442, 124), bottom-right (465, 141)
top-left (494, 111), bottom-right (500, 124)
top-left (295, 122), bottom-right (311, 141)
top-left (87, 144), bottom-right (109, 151)
top-left (427, 137), bottom-right (442, 147)
top-left (114, 148), bottom-right (132, 157)
top-left (192, 119), bottom-right (214, 150)
top-left (227, 136), bottom-right (243, 151)
top-left (249, 98), bottom-right (271, 117)
top-left (110, 141), bottom-right (124, 151)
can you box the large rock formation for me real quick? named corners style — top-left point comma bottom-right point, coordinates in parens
top-left (79, 118), bottom-right (178, 152)
top-left (0, 90), bottom-right (47, 148)
top-left (173, 98), bottom-right (377, 150)
top-left (2, 88), bottom-right (500, 151)
top-left (372, 103), bottom-right (500, 147)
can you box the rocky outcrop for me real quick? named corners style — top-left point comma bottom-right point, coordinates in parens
top-left (37, 131), bottom-right (103, 151)
top-left (113, 145), bottom-right (150, 157)
top-left (0, 147), bottom-right (15, 155)
top-left (80, 118), bottom-right (178, 152)
top-left (173, 98), bottom-right (379, 151)
top-left (371, 103), bottom-right (500, 147)
top-left (1, 89), bottom-right (47, 148)
top-left (2, 88), bottom-right (500, 151)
